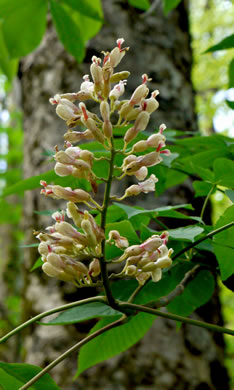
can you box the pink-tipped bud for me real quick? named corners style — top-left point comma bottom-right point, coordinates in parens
top-left (109, 80), bottom-right (126, 100)
top-left (140, 236), bottom-right (162, 252)
top-left (90, 56), bottom-right (103, 93)
top-left (147, 133), bottom-right (166, 148)
top-left (129, 81), bottom-right (149, 106)
top-left (159, 123), bottom-right (166, 134)
top-left (80, 74), bottom-right (94, 93)
top-left (52, 211), bottom-right (65, 222)
top-left (109, 38), bottom-right (129, 68)
top-left (108, 230), bottom-right (129, 249)
top-left (89, 258), bottom-right (101, 277)
top-left (141, 90), bottom-right (159, 113)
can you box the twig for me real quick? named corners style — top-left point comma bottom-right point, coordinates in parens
top-left (153, 265), bottom-right (201, 308)
top-left (100, 140), bottom-right (117, 308)
top-left (117, 301), bottom-right (234, 336)
top-left (172, 222), bottom-right (234, 261)
top-left (200, 184), bottom-right (216, 221)
top-left (19, 315), bottom-right (126, 390)
top-left (0, 296), bottom-right (107, 344)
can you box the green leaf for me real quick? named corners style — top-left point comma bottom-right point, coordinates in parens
top-left (167, 270), bottom-right (215, 317)
top-left (193, 181), bottom-right (215, 198)
top-left (128, 0), bottom-right (151, 11)
top-left (163, 0), bottom-right (182, 15)
top-left (213, 158), bottom-right (234, 188)
top-left (226, 100), bottom-right (234, 110)
top-left (0, 0), bottom-right (48, 58)
top-left (225, 189), bottom-right (234, 203)
top-left (65, 0), bottom-right (103, 43)
top-left (50, 0), bottom-right (85, 63)
top-left (213, 205), bottom-right (234, 280)
top-left (0, 362), bottom-right (60, 390)
top-left (77, 312), bottom-right (155, 377)
top-left (30, 257), bottom-right (43, 272)
top-left (168, 226), bottom-right (204, 242)
top-left (228, 58), bottom-right (234, 88)
top-left (0, 21), bottom-right (18, 80)
top-left (113, 202), bottom-right (193, 220)
top-left (59, 0), bottom-right (103, 21)
top-left (43, 302), bottom-right (122, 325)
top-left (2, 169), bottom-right (90, 197)
top-left (204, 34), bottom-right (234, 53)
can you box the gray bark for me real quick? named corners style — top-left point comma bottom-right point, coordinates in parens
top-left (18, 1), bottom-right (229, 389)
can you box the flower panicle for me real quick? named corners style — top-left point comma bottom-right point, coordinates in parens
top-left (37, 38), bottom-right (173, 286)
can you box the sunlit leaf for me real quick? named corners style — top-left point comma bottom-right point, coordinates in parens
top-left (0, 0), bottom-right (48, 58)
top-left (228, 58), bottom-right (234, 88)
top-left (50, 0), bottom-right (85, 63)
top-left (204, 34), bottom-right (234, 53)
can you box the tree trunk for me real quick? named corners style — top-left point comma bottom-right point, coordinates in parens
top-left (19, 1), bottom-right (229, 389)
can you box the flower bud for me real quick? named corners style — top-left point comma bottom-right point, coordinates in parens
top-left (151, 268), bottom-right (162, 282)
top-left (109, 80), bottom-right (126, 100)
top-left (147, 133), bottom-right (166, 148)
top-left (38, 242), bottom-right (49, 256)
top-left (42, 262), bottom-right (62, 278)
top-left (100, 101), bottom-right (110, 122)
top-left (80, 75), bottom-right (94, 94)
top-left (136, 272), bottom-right (150, 285)
top-left (89, 258), bottom-right (101, 277)
top-left (141, 90), bottom-right (159, 113)
top-left (64, 130), bottom-right (93, 143)
top-left (56, 104), bottom-right (77, 121)
top-left (134, 111), bottom-right (150, 132)
top-left (47, 252), bottom-right (64, 269)
top-left (134, 167), bottom-right (148, 181)
top-left (132, 140), bottom-right (147, 153)
top-left (155, 257), bottom-right (172, 269)
top-left (124, 127), bottom-right (138, 144)
top-left (125, 265), bottom-right (137, 276)
top-left (66, 202), bottom-right (82, 227)
top-left (129, 84), bottom-right (149, 106)
top-left (55, 221), bottom-right (88, 246)
top-left (124, 184), bottom-right (141, 197)
top-left (125, 245), bottom-right (143, 257)
top-left (110, 71), bottom-right (130, 83)
top-left (81, 213), bottom-right (97, 247)
top-left (55, 162), bottom-right (73, 177)
top-left (90, 56), bottom-right (103, 93)
top-left (140, 237), bottom-right (162, 251)
top-left (109, 38), bottom-right (129, 68)
top-left (108, 230), bottom-right (129, 249)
